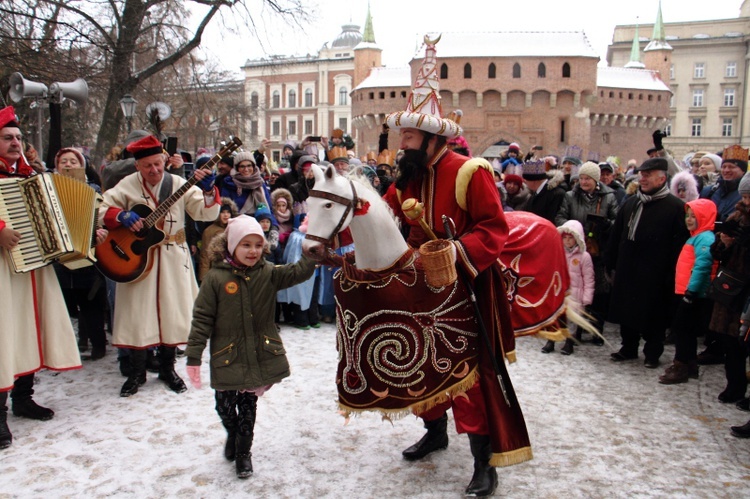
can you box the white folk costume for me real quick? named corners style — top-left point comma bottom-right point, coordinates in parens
top-left (99, 171), bottom-right (220, 348)
top-left (0, 108), bottom-right (80, 392)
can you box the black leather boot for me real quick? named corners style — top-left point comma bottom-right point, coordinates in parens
top-left (560, 338), bottom-right (574, 356)
top-left (146, 348), bottom-right (161, 373)
top-left (540, 340), bottom-right (555, 354)
top-left (402, 413), bottom-right (449, 460)
top-left (235, 392), bottom-right (257, 479)
top-left (11, 374), bottom-right (54, 421)
top-left (158, 346), bottom-right (187, 394)
top-left (120, 349), bottom-right (147, 397)
top-left (465, 434), bottom-right (498, 497)
top-left (215, 390), bottom-right (239, 461)
top-left (0, 392), bottom-right (11, 450)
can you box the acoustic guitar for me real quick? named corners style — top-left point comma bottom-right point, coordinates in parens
top-left (95, 137), bottom-right (242, 283)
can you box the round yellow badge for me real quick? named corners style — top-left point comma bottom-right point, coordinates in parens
top-left (225, 282), bottom-right (239, 294)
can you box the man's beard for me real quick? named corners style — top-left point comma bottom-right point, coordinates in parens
top-left (395, 148), bottom-right (428, 191)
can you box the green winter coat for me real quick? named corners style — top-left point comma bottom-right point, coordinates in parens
top-left (185, 233), bottom-right (316, 390)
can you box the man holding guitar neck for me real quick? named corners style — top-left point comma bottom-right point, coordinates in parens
top-left (99, 135), bottom-right (220, 397)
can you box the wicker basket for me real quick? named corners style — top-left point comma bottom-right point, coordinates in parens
top-left (419, 239), bottom-right (457, 288)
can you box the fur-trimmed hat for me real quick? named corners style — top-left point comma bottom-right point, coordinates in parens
top-left (670, 171), bottom-right (699, 202)
top-left (226, 215), bottom-right (265, 255)
top-left (219, 197), bottom-right (239, 216)
top-left (126, 135), bottom-right (164, 160)
top-left (557, 219), bottom-right (586, 253)
top-left (579, 162), bottom-right (601, 182)
top-left (384, 35), bottom-right (461, 138)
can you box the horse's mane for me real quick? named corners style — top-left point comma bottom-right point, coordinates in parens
top-left (342, 169), bottom-right (400, 227)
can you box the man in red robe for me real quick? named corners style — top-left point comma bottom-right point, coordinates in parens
top-left (381, 36), bottom-right (531, 497)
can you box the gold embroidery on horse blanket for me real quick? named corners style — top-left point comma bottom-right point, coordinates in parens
top-left (332, 249), bottom-right (480, 417)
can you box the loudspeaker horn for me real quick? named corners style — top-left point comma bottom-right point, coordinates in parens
top-left (49, 78), bottom-right (88, 104)
top-left (9, 72), bottom-right (48, 102)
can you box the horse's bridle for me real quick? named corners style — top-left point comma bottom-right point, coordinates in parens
top-left (305, 180), bottom-right (359, 246)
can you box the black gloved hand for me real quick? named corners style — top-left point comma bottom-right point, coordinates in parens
top-left (652, 129), bottom-right (665, 150)
top-left (682, 290), bottom-right (696, 305)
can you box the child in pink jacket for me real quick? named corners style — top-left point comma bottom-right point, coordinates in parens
top-left (542, 220), bottom-right (595, 355)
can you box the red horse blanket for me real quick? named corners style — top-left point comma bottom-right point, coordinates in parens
top-left (331, 250), bottom-right (478, 415)
top-left (501, 211), bottom-right (570, 336)
top-left (329, 211), bottom-right (569, 415)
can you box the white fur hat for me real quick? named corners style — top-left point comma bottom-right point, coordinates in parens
top-left (226, 215), bottom-right (265, 255)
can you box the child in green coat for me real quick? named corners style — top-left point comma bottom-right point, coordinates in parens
top-left (185, 215), bottom-right (315, 479)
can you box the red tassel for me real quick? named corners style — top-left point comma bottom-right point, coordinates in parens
top-left (354, 200), bottom-right (370, 216)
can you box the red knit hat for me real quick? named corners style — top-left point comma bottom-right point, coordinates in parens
top-left (0, 106), bottom-right (19, 130)
top-left (126, 135), bottom-right (164, 160)
top-left (504, 174), bottom-right (524, 186)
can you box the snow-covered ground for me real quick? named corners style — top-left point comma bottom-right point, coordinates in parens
top-left (1, 321), bottom-right (748, 498)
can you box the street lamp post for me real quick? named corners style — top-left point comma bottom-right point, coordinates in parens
top-left (119, 94), bottom-right (137, 133)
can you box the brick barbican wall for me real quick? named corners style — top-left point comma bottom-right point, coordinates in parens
top-left (352, 53), bottom-right (670, 163)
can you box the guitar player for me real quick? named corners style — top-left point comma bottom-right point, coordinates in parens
top-left (98, 134), bottom-right (220, 398)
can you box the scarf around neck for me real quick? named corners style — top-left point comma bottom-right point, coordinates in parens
top-left (627, 184), bottom-right (670, 241)
top-left (232, 172), bottom-right (267, 215)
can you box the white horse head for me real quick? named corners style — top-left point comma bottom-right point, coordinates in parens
top-left (302, 163), bottom-right (408, 269)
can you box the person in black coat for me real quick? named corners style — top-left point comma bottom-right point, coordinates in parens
top-left (520, 158), bottom-right (566, 223)
top-left (606, 158), bottom-right (690, 368)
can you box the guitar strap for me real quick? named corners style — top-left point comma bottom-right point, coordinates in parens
top-left (157, 172), bottom-right (174, 205)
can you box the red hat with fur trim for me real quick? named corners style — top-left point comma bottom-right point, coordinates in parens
top-left (0, 106), bottom-right (20, 130)
top-left (126, 135), bottom-right (164, 160)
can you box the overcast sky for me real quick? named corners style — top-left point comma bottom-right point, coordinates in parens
top-left (195, 0), bottom-right (743, 76)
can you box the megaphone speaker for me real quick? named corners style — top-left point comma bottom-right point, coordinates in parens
top-left (9, 72), bottom-right (48, 102)
top-left (49, 78), bottom-right (89, 105)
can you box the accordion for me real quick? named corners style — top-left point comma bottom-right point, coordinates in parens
top-left (0, 173), bottom-right (100, 273)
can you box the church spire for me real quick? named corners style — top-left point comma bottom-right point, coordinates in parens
top-left (625, 19), bottom-right (645, 69)
top-left (651, 0), bottom-right (665, 42)
top-left (362, 2), bottom-right (376, 44)
top-left (644, 0), bottom-right (672, 53)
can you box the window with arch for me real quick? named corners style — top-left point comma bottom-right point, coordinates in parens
top-left (562, 63), bottom-right (571, 78)
top-left (288, 89), bottom-right (296, 108)
top-left (338, 87), bottom-right (348, 105)
top-left (538, 63), bottom-right (546, 78)
top-left (488, 63), bottom-right (496, 79)
top-left (304, 88), bottom-right (313, 107)
top-left (272, 90), bottom-right (280, 108)
top-left (512, 63), bottom-right (521, 78)
top-left (250, 92), bottom-right (259, 108)
top-left (440, 63), bottom-right (448, 79)
top-left (464, 63), bottom-right (472, 79)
